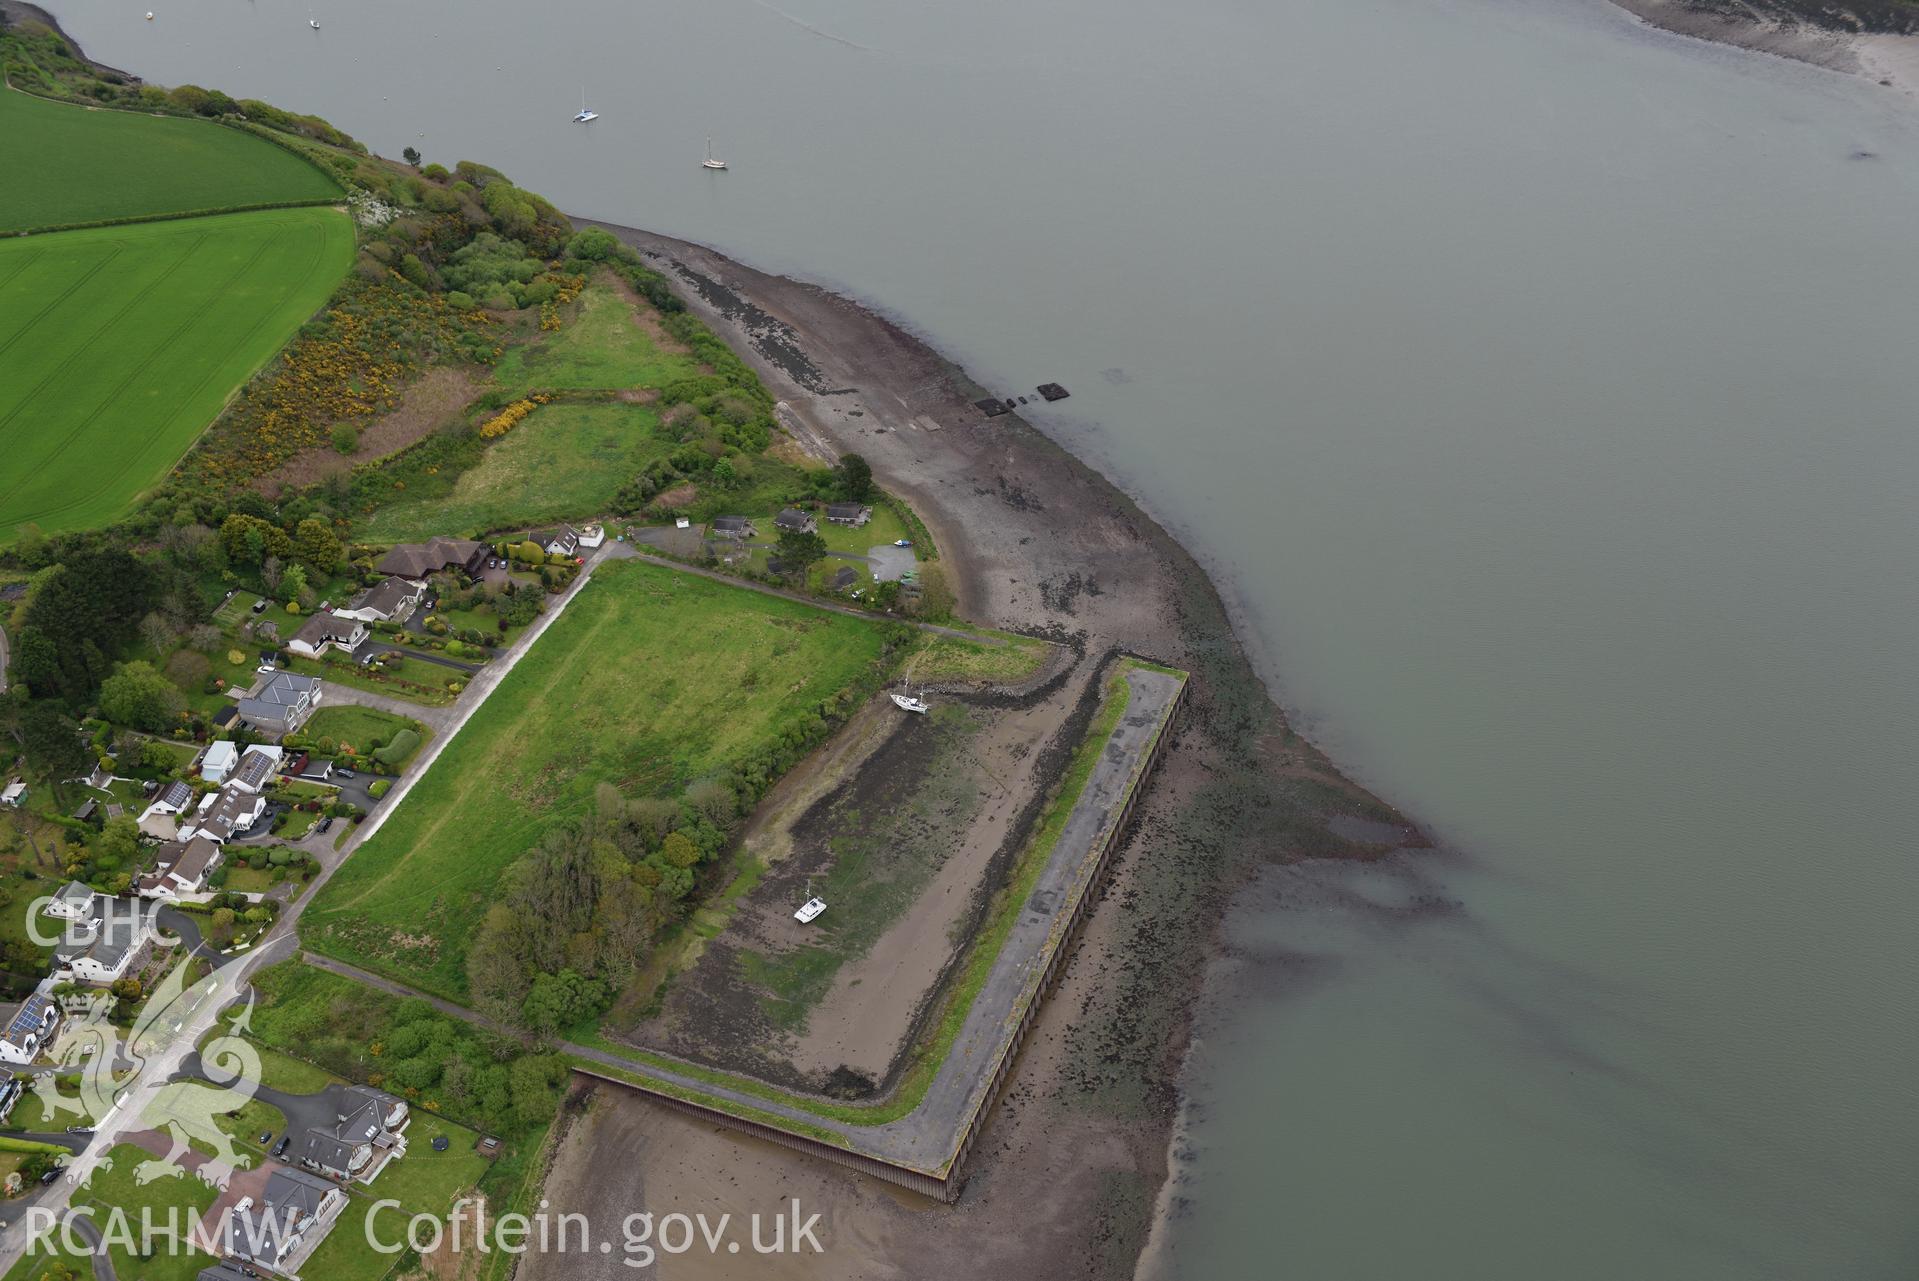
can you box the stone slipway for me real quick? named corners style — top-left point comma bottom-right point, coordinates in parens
top-left (574, 659), bottom-right (1188, 1199)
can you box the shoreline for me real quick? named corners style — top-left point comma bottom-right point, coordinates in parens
top-left (1608, 0), bottom-right (1919, 96)
top-left (576, 218), bottom-right (1422, 1275)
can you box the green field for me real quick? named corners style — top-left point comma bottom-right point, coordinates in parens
top-left (0, 207), bottom-right (354, 539)
top-left (0, 87), bottom-right (342, 232)
top-left (492, 280), bottom-right (697, 395)
top-left (303, 705), bottom-right (429, 758)
top-left (304, 558), bottom-right (890, 997)
top-left (358, 402), bottom-right (674, 541)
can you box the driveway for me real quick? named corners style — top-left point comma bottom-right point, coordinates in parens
top-left (319, 684), bottom-right (458, 734)
top-left (350, 641), bottom-right (482, 674)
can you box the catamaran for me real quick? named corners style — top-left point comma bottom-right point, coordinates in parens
top-left (573, 89), bottom-right (598, 124)
top-left (702, 136), bottom-right (727, 170)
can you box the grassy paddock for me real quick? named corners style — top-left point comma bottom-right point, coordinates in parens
top-left (358, 402), bottom-right (673, 542)
top-left (0, 87), bottom-right (341, 232)
top-left (0, 207), bottom-right (354, 539)
top-left (304, 558), bottom-right (892, 997)
top-left (492, 280), bottom-right (698, 395)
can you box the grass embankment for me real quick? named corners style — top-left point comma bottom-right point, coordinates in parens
top-left (909, 628), bottom-right (1052, 684)
top-left (0, 86), bottom-right (342, 233)
top-left (304, 558), bottom-right (891, 998)
top-left (358, 402), bottom-right (674, 542)
top-left (0, 207), bottom-right (354, 540)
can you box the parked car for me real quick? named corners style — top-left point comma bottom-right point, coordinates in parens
top-left (893, 539), bottom-right (912, 547)
top-left (337, 769), bottom-right (355, 780)
top-left (64, 1125), bottom-right (92, 1135)
top-left (272, 1136), bottom-right (289, 1158)
top-left (38, 1167), bottom-right (62, 1185)
top-left (256, 664), bottom-right (277, 675)
top-left (316, 817), bottom-right (333, 834)
top-left (258, 1130), bottom-right (273, 1144)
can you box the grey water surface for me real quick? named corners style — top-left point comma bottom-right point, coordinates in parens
top-left (41, 0), bottom-right (1919, 1274)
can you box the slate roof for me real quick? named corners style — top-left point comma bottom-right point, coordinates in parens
top-left (291, 611), bottom-right (361, 649)
top-left (774, 507), bottom-right (814, 532)
top-left (347, 577), bottom-right (421, 619)
top-left (375, 537), bottom-right (485, 579)
top-left (825, 502), bottom-right (871, 523)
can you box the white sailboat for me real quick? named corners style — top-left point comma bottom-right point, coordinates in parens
top-left (307, 13), bottom-right (320, 27)
top-left (573, 88), bottom-right (598, 124)
top-left (702, 136), bottom-right (727, 170)
top-left (891, 688), bottom-right (929, 715)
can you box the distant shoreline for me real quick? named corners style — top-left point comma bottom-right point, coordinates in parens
top-left (1610, 0), bottom-right (1919, 96)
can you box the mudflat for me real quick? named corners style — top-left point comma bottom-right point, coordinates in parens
top-left (549, 221), bottom-right (1426, 1276)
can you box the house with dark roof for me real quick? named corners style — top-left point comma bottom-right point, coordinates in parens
top-left (825, 502), bottom-right (873, 526)
top-left (197, 1263), bottom-right (254, 1281)
top-left (53, 901), bottom-right (155, 986)
top-left (225, 1166), bottom-right (347, 1273)
top-left (375, 537), bottom-right (487, 581)
top-left (294, 1085), bottom-right (409, 1183)
top-left (709, 516), bottom-right (755, 540)
top-left (134, 835), bottom-right (223, 902)
top-left (0, 988), bottom-right (62, 1066)
top-left (338, 576), bottom-right (425, 625)
top-left (239, 672), bottom-right (322, 736)
top-left (774, 507), bottom-right (817, 535)
top-left (831, 566), bottom-right (860, 593)
top-left (179, 783), bottom-right (267, 845)
top-left (288, 611), bottom-right (368, 660)
top-left (527, 524), bottom-right (581, 557)
top-left (227, 746), bottom-right (285, 795)
top-left (45, 880), bottom-right (98, 923)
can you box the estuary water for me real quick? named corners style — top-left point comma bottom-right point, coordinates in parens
top-left (39, 0), bottom-right (1919, 1274)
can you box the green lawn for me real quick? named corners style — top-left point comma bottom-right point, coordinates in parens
top-left (0, 87), bottom-right (341, 232)
top-left (0, 207), bottom-right (354, 540)
top-left (78, 1143), bottom-right (222, 1281)
top-left (491, 281), bottom-right (697, 395)
top-left (357, 401), bottom-right (673, 542)
top-left (296, 1111), bottom-right (489, 1281)
top-left (304, 558), bottom-right (891, 997)
top-left (303, 706), bottom-right (427, 758)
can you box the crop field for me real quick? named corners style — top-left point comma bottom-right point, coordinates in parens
top-left (303, 558), bottom-right (892, 997)
top-left (0, 87), bottom-right (342, 232)
top-left (0, 207), bottom-right (353, 540)
top-left (358, 402), bottom-right (675, 541)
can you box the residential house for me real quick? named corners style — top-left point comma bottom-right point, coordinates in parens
top-left (825, 502), bottom-right (873, 527)
top-left (227, 745), bottom-right (285, 795)
top-left (225, 1166), bottom-right (347, 1273)
top-left (288, 611), bottom-right (368, 660)
top-left (134, 836), bottom-right (223, 902)
top-left (0, 988), bottom-right (62, 1066)
top-left (0, 780), bottom-right (24, 808)
top-left (375, 537), bottom-right (488, 581)
top-left (830, 566), bottom-right (860, 593)
top-left (52, 901), bottom-right (155, 986)
top-left (774, 507), bottom-right (817, 535)
top-left (136, 779), bottom-right (197, 840)
top-left (180, 784), bottom-right (267, 845)
top-left (44, 880), bottom-right (98, 923)
top-left (71, 799), bottom-right (98, 826)
top-left (238, 672), bottom-right (322, 736)
top-left (527, 524), bottom-right (581, 557)
top-left (294, 1085), bottom-right (410, 1183)
top-left (709, 516), bottom-right (755, 540)
top-left (200, 741), bottom-right (240, 785)
top-left (338, 576), bottom-right (425, 625)
top-left (197, 1263), bottom-right (255, 1281)
top-left (577, 523), bottom-right (606, 549)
